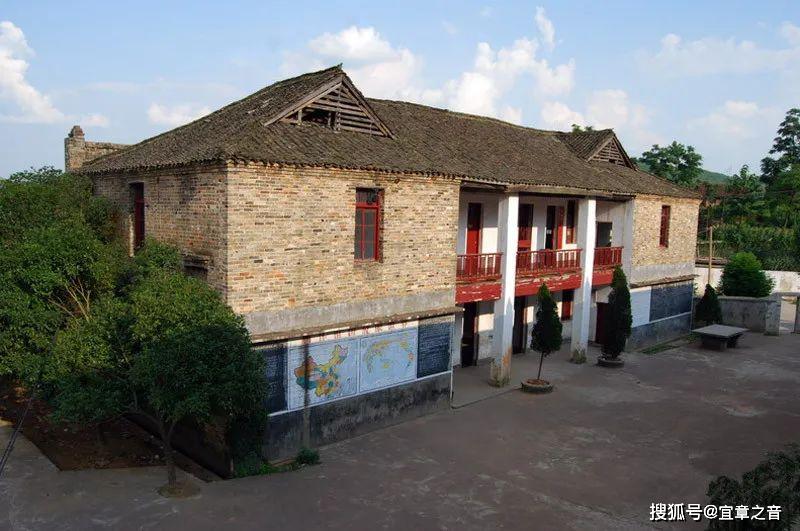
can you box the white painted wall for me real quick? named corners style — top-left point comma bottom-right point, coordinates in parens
top-left (630, 287), bottom-right (652, 327)
top-left (457, 191), bottom-right (500, 254)
top-left (695, 265), bottom-right (800, 294)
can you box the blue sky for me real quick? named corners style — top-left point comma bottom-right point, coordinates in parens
top-left (1, 0), bottom-right (799, 177)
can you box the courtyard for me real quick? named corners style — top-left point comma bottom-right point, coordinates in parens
top-left (1, 306), bottom-right (799, 530)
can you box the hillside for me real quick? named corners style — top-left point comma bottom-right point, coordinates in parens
top-left (635, 161), bottom-right (729, 185)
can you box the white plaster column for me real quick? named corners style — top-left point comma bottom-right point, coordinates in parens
top-left (490, 193), bottom-right (519, 387)
top-left (570, 197), bottom-right (597, 356)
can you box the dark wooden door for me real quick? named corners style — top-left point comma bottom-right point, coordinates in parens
top-left (595, 302), bottom-right (608, 345)
top-left (131, 183), bottom-right (145, 249)
top-left (466, 203), bottom-right (482, 254)
top-left (513, 296), bottom-right (526, 354)
top-left (545, 206), bottom-right (556, 250)
top-left (461, 303), bottom-right (478, 366)
top-left (518, 204), bottom-right (533, 252)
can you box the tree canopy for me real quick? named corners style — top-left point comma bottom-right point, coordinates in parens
top-left (637, 141), bottom-right (703, 187)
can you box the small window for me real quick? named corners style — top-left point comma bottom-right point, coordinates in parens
top-left (565, 200), bottom-right (577, 244)
top-left (561, 290), bottom-right (574, 321)
top-left (355, 188), bottom-right (381, 260)
top-left (659, 205), bottom-right (671, 247)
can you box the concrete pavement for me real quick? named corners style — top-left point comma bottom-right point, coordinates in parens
top-left (2, 310), bottom-right (799, 530)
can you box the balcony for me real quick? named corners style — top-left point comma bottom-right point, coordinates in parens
top-left (516, 249), bottom-right (582, 277)
top-left (593, 246), bottom-right (623, 269)
top-left (456, 253), bottom-right (502, 282)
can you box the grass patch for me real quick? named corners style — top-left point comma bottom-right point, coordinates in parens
top-left (235, 447), bottom-right (321, 477)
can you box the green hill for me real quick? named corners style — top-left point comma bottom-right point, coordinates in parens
top-left (635, 161), bottom-right (729, 185)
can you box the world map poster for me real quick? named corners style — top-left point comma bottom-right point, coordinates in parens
top-left (286, 338), bottom-right (358, 410)
top-left (358, 329), bottom-right (418, 392)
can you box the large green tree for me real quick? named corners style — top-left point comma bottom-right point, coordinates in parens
top-left (52, 262), bottom-right (266, 490)
top-left (760, 108), bottom-right (800, 187)
top-left (638, 141), bottom-right (703, 187)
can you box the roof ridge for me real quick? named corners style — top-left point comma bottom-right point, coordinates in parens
top-left (83, 65), bottom-right (345, 169)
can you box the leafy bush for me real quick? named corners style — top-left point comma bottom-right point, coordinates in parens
top-left (601, 267), bottom-right (632, 359)
top-left (295, 447), bottom-right (320, 466)
top-left (695, 284), bottom-right (722, 326)
top-left (714, 224), bottom-right (799, 272)
top-left (719, 252), bottom-right (774, 298)
top-left (530, 284), bottom-right (562, 380)
top-left (706, 443), bottom-right (800, 530)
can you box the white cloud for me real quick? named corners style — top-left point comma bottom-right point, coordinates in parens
top-left (539, 90), bottom-right (659, 152)
top-left (540, 101), bottom-right (585, 130)
top-left (688, 100), bottom-right (776, 139)
top-left (638, 30), bottom-right (800, 77)
top-left (535, 7), bottom-right (556, 50)
top-left (283, 11), bottom-right (573, 123)
top-left (147, 103), bottom-right (211, 126)
top-left (308, 26), bottom-right (396, 62)
top-left (0, 21), bottom-right (64, 123)
top-left (81, 113), bottom-right (110, 127)
top-left (283, 26), bottom-right (425, 101)
top-left (780, 22), bottom-right (800, 47)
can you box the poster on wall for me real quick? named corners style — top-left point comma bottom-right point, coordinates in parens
top-left (358, 328), bottom-right (418, 392)
top-left (286, 338), bottom-right (358, 410)
top-left (262, 345), bottom-right (287, 412)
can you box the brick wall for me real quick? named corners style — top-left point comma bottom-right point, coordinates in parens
top-left (631, 195), bottom-right (700, 284)
top-left (225, 163), bottom-right (460, 320)
top-left (92, 165), bottom-right (228, 295)
top-left (65, 126), bottom-right (128, 172)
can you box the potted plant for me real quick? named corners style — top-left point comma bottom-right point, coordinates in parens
top-left (522, 284), bottom-right (562, 393)
top-left (599, 267), bottom-right (632, 368)
top-left (695, 284), bottom-right (722, 326)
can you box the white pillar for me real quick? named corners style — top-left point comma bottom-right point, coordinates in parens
top-left (490, 193), bottom-right (519, 387)
top-left (570, 198), bottom-right (597, 356)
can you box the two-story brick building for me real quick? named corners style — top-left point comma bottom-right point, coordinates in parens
top-left (66, 66), bottom-right (699, 459)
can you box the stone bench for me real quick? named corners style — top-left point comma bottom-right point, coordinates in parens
top-left (692, 324), bottom-right (748, 351)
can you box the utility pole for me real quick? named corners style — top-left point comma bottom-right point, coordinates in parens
top-left (707, 225), bottom-right (714, 287)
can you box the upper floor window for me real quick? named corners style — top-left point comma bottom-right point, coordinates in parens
top-left (659, 205), bottom-right (671, 247)
top-left (355, 188), bottom-right (381, 260)
top-left (565, 200), bottom-right (576, 244)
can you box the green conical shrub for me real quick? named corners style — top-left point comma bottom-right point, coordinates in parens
top-left (719, 252), bottom-right (774, 297)
top-left (601, 267), bottom-right (632, 359)
top-left (530, 284), bottom-right (562, 380)
top-left (695, 284), bottom-right (722, 326)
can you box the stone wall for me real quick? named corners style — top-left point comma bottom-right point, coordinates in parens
top-left (64, 126), bottom-right (128, 172)
top-left (92, 164), bottom-right (229, 295)
top-left (711, 295), bottom-right (781, 335)
top-left (631, 195), bottom-right (700, 285)
top-left (226, 163), bottom-right (460, 336)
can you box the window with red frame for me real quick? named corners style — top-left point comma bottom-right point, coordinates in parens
top-left (565, 200), bottom-right (576, 244)
top-left (659, 205), bottom-right (671, 247)
top-left (561, 290), bottom-right (574, 321)
top-left (355, 188), bottom-right (381, 260)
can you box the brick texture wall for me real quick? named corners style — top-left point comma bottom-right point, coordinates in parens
top-left (224, 163), bottom-right (460, 316)
top-left (631, 195), bottom-right (700, 284)
top-left (92, 165), bottom-right (228, 295)
top-left (65, 126), bottom-right (128, 172)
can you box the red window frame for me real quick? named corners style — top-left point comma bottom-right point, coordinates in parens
top-left (355, 188), bottom-right (382, 260)
top-left (561, 290), bottom-right (574, 321)
top-left (659, 205), bottom-right (671, 248)
top-left (565, 200), bottom-right (576, 244)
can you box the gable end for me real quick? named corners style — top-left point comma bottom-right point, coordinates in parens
top-left (275, 75), bottom-right (392, 137)
top-left (589, 136), bottom-right (634, 168)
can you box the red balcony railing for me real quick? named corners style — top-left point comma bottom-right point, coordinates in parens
top-left (593, 246), bottom-right (623, 268)
top-left (456, 253), bottom-right (503, 282)
top-left (516, 249), bottom-right (582, 277)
